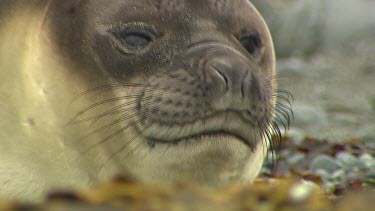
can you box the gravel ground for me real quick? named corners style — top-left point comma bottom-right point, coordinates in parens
top-left (253, 0), bottom-right (375, 142)
top-left (261, 137), bottom-right (374, 196)
top-left (253, 0), bottom-right (375, 195)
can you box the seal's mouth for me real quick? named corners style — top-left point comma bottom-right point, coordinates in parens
top-left (150, 130), bottom-right (251, 148)
top-left (136, 111), bottom-right (263, 149)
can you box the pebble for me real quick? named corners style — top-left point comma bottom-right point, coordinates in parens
top-left (315, 169), bottom-right (330, 182)
top-left (359, 153), bottom-right (375, 168)
top-left (367, 169), bottom-right (375, 180)
top-left (324, 182), bottom-right (337, 193)
top-left (309, 155), bottom-right (339, 173)
top-left (292, 103), bottom-right (327, 127)
top-left (370, 96), bottom-right (375, 112)
top-left (289, 180), bottom-right (319, 203)
top-left (330, 169), bottom-right (346, 181)
top-left (277, 58), bottom-right (308, 75)
top-left (286, 153), bottom-right (305, 165)
top-left (346, 172), bottom-right (363, 182)
top-left (287, 128), bottom-right (306, 146)
top-left (336, 152), bottom-right (366, 170)
top-left (260, 167), bottom-right (272, 176)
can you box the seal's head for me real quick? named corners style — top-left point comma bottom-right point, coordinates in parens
top-left (46, 0), bottom-right (286, 186)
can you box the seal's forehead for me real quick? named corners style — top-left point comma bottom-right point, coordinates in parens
top-left (91, 0), bottom-right (256, 16)
top-left (90, 0), bottom-right (264, 32)
top-left (149, 0), bottom-right (256, 14)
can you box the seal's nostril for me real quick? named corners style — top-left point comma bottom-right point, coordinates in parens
top-left (250, 73), bottom-right (262, 101)
top-left (211, 65), bottom-right (229, 92)
top-left (241, 71), bottom-right (250, 98)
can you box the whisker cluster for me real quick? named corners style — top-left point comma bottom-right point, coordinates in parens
top-left (67, 71), bottom-right (293, 172)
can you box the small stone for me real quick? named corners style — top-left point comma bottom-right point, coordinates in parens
top-left (287, 128), bottom-right (306, 146)
top-left (286, 152), bottom-right (305, 165)
top-left (336, 152), bottom-right (366, 170)
top-left (292, 103), bottom-right (327, 127)
top-left (315, 169), bottom-right (329, 177)
top-left (346, 172), bottom-right (363, 182)
top-left (359, 153), bottom-right (375, 168)
top-left (315, 169), bottom-right (330, 182)
top-left (370, 96), bottom-right (375, 112)
top-left (367, 169), bottom-right (375, 180)
top-left (277, 58), bottom-right (308, 75)
top-left (324, 182), bottom-right (337, 193)
top-left (331, 169), bottom-right (346, 181)
top-left (362, 136), bottom-right (375, 149)
top-left (289, 180), bottom-right (319, 203)
top-left (310, 155), bottom-right (339, 173)
top-left (260, 167), bottom-right (272, 176)
top-left (359, 153), bottom-right (373, 162)
top-left (279, 149), bottom-right (293, 159)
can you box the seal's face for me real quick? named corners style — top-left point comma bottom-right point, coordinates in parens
top-left (48, 0), bottom-right (277, 185)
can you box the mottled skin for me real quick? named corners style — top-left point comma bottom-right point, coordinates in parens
top-left (0, 0), bottom-right (278, 201)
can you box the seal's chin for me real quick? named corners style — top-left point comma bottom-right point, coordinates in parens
top-left (124, 127), bottom-right (266, 187)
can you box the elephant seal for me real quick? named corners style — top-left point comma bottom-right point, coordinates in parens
top-left (0, 0), bottom-right (290, 202)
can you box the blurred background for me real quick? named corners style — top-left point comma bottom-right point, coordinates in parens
top-left (252, 0), bottom-right (375, 144)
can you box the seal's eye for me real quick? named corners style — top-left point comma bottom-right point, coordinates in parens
top-left (119, 32), bottom-right (152, 49)
top-left (109, 23), bottom-right (157, 54)
top-left (239, 33), bottom-right (262, 55)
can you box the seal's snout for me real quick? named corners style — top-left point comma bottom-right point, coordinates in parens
top-left (207, 62), bottom-right (247, 98)
top-left (205, 58), bottom-right (264, 111)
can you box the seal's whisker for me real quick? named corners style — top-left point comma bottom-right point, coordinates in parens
top-left (69, 107), bottom-right (138, 126)
top-left (270, 121), bottom-right (282, 148)
top-left (73, 93), bottom-right (189, 143)
top-left (275, 89), bottom-right (294, 101)
top-left (82, 119), bottom-right (142, 154)
top-left (275, 107), bottom-right (291, 129)
top-left (274, 90), bottom-right (293, 100)
top-left (260, 127), bottom-right (268, 161)
top-left (277, 101), bottom-right (292, 117)
top-left (88, 101), bottom-right (139, 127)
top-left (265, 74), bottom-right (290, 86)
top-left (261, 76), bottom-right (293, 101)
top-left (123, 131), bottom-right (153, 160)
top-left (71, 83), bottom-right (152, 102)
top-left (71, 83), bottom-right (185, 118)
top-left (67, 94), bottom-right (142, 125)
top-left (98, 96), bottom-right (188, 167)
top-left (266, 129), bottom-right (278, 163)
top-left (122, 138), bottom-right (148, 161)
top-left (139, 125), bottom-right (166, 162)
top-left (274, 94), bottom-right (293, 108)
top-left (276, 103), bottom-right (293, 122)
top-left (67, 101), bottom-right (138, 125)
top-left (268, 117), bottom-right (281, 140)
top-left (274, 113), bottom-right (288, 133)
top-left (113, 122), bottom-right (153, 162)
top-left (160, 144), bottom-right (172, 159)
top-left (276, 102), bottom-right (293, 114)
top-left (100, 136), bottom-right (147, 172)
top-left (79, 113), bottom-right (138, 143)
top-left (276, 102), bottom-right (294, 121)
top-left (82, 97), bottom-right (186, 141)
top-left (70, 91), bottom-right (167, 125)
top-left (262, 121), bottom-right (275, 155)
